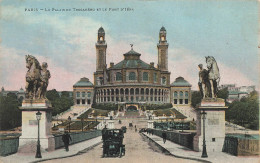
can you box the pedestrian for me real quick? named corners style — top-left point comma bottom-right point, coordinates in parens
top-left (162, 131), bottom-right (167, 144)
top-left (62, 131), bottom-right (72, 151)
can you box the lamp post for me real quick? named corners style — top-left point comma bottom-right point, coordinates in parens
top-left (81, 117), bottom-right (84, 132)
top-left (35, 111), bottom-right (42, 158)
top-left (68, 116), bottom-right (71, 133)
top-left (201, 109), bottom-right (208, 158)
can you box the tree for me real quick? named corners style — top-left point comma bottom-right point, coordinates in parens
top-left (216, 87), bottom-right (229, 101)
top-left (46, 89), bottom-right (73, 116)
top-left (226, 91), bottom-right (259, 130)
top-left (0, 94), bottom-right (21, 130)
top-left (191, 91), bottom-right (202, 108)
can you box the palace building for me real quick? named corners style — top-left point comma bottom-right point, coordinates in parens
top-left (72, 27), bottom-right (192, 111)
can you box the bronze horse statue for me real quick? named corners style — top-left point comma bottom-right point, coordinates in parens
top-left (206, 56), bottom-right (220, 98)
top-left (25, 55), bottom-right (42, 99)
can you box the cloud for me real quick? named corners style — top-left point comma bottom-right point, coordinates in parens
top-left (0, 4), bottom-right (257, 92)
top-left (168, 48), bottom-right (256, 90)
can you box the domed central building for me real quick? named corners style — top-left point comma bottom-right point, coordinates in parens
top-left (73, 27), bottom-right (192, 113)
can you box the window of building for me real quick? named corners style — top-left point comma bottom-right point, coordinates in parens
top-left (82, 92), bottom-right (85, 98)
top-left (104, 97), bottom-right (106, 102)
top-left (150, 97), bottom-right (153, 101)
top-left (185, 91), bottom-right (188, 97)
top-left (154, 73), bottom-right (157, 82)
top-left (174, 91), bottom-right (178, 97)
top-left (136, 96), bottom-right (138, 101)
top-left (158, 97), bottom-right (160, 101)
top-left (116, 97), bottom-right (119, 101)
top-left (146, 97), bottom-right (149, 101)
top-left (161, 77), bottom-right (166, 85)
top-left (185, 99), bottom-right (188, 104)
top-left (82, 99), bottom-right (85, 104)
top-left (126, 96), bottom-right (129, 102)
top-left (143, 72), bottom-right (148, 81)
top-left (155, 97), bottom-right (157, 101)
top-left (180, 91), bottom-right (183, 97)
top-left (116, 72), bottom-right (122, 81)
top-left (179, 99), bottom-right (183, 104)
top-left (76, 92), bottom-right (80, 97)
top-left (77, 99), bottom-right (80, 104)
top-left (141, 96), bottom-right (144, 101)
top-left (87, 99), bottom-right (91, 104)
top-left (121, 97), bottom-right (124, 102)
top-left (129, 72), bottom-right (136, 80)
top-left (112, 97), bottom-right (114, 101)
top-left (174, 99), bottom-right (177, 104)
top-left (131, 96), bottom-right (134, 102)
top-left (107, 97), bottom-right (110, 102)
top-left (87, 92), bottom-right (91, 98)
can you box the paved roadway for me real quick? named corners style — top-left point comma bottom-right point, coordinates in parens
top-left (43, 118), bottom-right (198, 163)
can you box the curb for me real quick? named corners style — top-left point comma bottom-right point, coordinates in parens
top-left (141, 133), bottom-right (211, 163)
top-left (31, 140), bottom-right (102, 163)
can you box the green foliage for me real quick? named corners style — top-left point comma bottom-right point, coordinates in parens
top-left (0, 94), bottom-right (21, 130)
top-left (226, 91), bottom-right (259, 130)
top-left (217, 87), bottom-right (229, 100)
top-left (143, 103), bottom-right (172, 110)
top-left (191, 91), bottom-right (202, 108)
top-left (46, 89), bottom-right (73, 116)
top-left (191, 88), bottom-right (229, 108)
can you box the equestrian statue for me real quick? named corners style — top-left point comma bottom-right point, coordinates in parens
top-left (198, 56), bottom-right (220, 98)
top-left (25, 55), bottom-right (51, 99)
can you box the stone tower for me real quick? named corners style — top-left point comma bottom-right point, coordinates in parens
top-left (157, 26), bottom-right (169, 71)
top-left (94, 27), bottom-right (107, 86)
top-left (96, 27), bottom-right (107, 71)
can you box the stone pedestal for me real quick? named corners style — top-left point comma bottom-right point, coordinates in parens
top-left (147, 120), bottom-right (154, 129)
top-left (193, 98), bottom-right (228, 152)
top-left (107, 120), bottom-right (115, 129)
top-left (18, 99), bottom-right (55, 152)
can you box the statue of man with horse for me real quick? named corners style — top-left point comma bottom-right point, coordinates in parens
top-left (198, 56), bottom-right (220, 98)
top-left (25, 55), bottom-right (51, 99)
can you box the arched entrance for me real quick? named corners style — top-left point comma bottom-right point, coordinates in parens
top-left (127, 105), bottom-right (138, 111)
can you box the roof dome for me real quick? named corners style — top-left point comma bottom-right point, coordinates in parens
top-left (123, 49), bottom-right (141, 57)
top-left (19, 87), bottom-right (25, 93)
top-left (73, 77), bottom-right (93, 87)
top-left (160, 26), bottom-right (166, 31)
top-left (98, 27), bottom-right (105, 33)
top-left (170, 77), bottom-right (192, 87)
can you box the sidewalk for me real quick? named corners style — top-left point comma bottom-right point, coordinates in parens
top-left (0, 136), bottom-right (102, 163)
top-left (142, 133), bottom-right (259, 163)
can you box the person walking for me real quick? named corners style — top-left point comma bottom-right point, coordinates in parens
top-left (62, 131), bottom-right (72, 151)
top-left (162, 131), bottom-right (167, 144)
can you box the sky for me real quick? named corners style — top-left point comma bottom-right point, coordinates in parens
top-left (0, 0), bottom-right (258, 91)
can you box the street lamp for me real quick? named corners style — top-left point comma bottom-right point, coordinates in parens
top-left (68, 116), bottom-right (71, 133)
top-left (35, 111), bottom-right (42, 158)
top-left (201, 109), bottom-right (208, 158)
top-left (81, 118), bottom-right (84, 132)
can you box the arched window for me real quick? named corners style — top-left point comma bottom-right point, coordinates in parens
top-left (116, 72), bottom-right (122, 81)
top-left (153, 73), bottom-right (157, 82)
top-left (76, 92), bottom-right (80, 97)
top-left (174, 91), bottom-right (178, 97)
top-left (81, 92), bottom-right (85, 97)
top-left (180, 91), bottom-right (183, 97)
top-left (143, 72), bottom-right (148, 81)
top-left (185, 91), bottom-right (189, 97)
top-left (129, 72), bottom-right (136, 80)
top-left (161, 76), bottom-right (166, 85)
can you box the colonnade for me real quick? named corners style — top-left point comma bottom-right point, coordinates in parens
top-left (96, 87), bottom-right (170, 103)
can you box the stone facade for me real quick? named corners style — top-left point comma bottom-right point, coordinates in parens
top-left (74, 27), bottom-right (194, 112)
top-left (73, 77), bottom-right (94, 106)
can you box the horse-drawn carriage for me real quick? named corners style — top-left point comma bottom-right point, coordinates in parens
top-left (102, 129), bottom-right (125, 157)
